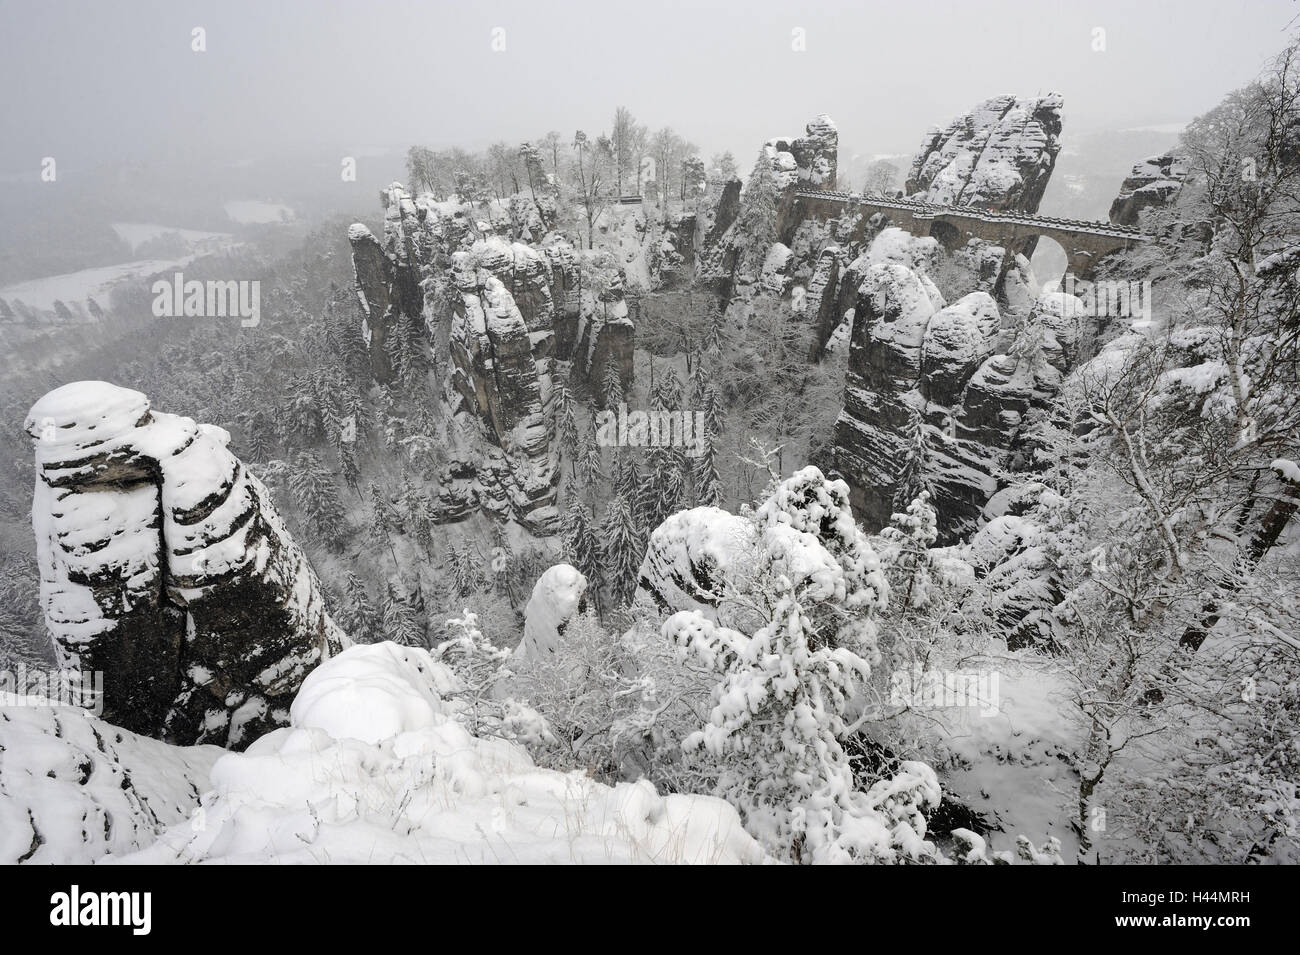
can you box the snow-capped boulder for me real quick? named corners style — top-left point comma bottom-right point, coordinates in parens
top-left (905, 94), bottom-right (1063, 212)
top-left (24, 381), bottom-right (349, 748)
top-left (636, 507), bottom-right (760, 619)
top-left (517, 564), bottom-right (589, 661)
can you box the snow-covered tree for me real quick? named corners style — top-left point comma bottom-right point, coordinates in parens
top-left (601, 494), bottom-right (644, 607)
top-left (381, 583), bottom-right (424, 647)
top-left (289, 451), bottom-right (347, 547)
top-left (662, 467), bottom-right (948, 863)
top-left (892, 407), bottom-right (936, 514)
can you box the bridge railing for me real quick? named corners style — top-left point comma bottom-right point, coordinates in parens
top-left (791, 188), bottom-right (1147, 238)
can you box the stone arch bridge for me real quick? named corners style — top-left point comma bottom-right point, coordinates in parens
top-left (790, 189), bottom-right (1150, 278)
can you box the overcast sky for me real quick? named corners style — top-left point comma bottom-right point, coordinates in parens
top-left (1, 0), bottom-right (1296, 173)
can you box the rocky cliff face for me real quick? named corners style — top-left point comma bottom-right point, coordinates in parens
top-left (653, 212), bottom-right (698, 288)
top-left (1108, 152), bottom-right (1189, 226)
top-left (573, 266), bottom-right (635, 407)
top-left (347, 183), bottom-right (437, 383)
top-left (446, 243), bottom-right (560, 533)
top-left (701, 177), bottom-right (742, 249)
top-left (904, 94), bottom-right (1063, 212)
top-left (829, 252), bottom-right (1081, 542)
top-left (765, 114), bottom-right (839, 189)
top-left (699, 115), bottom-right (844, 306)
top-left (347, 185), bottom-right (630, 534)
top-left (24, 381), bottom-right (349, 749)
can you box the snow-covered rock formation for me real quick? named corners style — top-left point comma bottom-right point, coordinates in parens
top-left (347, 184), bottom-right (639, 533)
top-left (446, 242), bottom-right (561, 533)
top-left (636, 467), bottom-right (889, 637)
top-left (637, 507), bottom-right (760, 619)
top-left (830, 257), bottom-right (1083, 541)
top-left (516, 564), bottom-right (588, 661)
top-left (571, 258), bottom-right (635, 405)
top-left (904, 94), bottom-right (1063, 212)
top-left (107, 642), bottom-right (766, 865)
top-left (1108, 152), bottom-right (1189, 226)
top-left (24, 381), bottom-right (349, 748)
top-left (765, 114), bottom-right (839, 189)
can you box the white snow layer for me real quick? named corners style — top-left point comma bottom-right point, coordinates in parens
top-left (105, 643), bottom-right (766, 865)
top-left (0, 695), bottom-right (221, 864)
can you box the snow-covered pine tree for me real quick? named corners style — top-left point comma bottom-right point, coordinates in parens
top-left (701, 379), bottom-right (726, 436)
top-left (367, 482), bottom-right (399, 564)
top-left (879, 490), bottom-right (939, 610)
top-left (601, 494), bottom-right (644, 607)
top-left (576, 418), bottom-right (605, 488)
top-left (336, 572), bottom-right (380, 643)
top-left (703, 304), bottom-right (726, 354)
top-left (337, 440), bottom-right (361, 497)
top-left (892, 406), bottom-right (935, 512)
top-left (611, 450), bottom-right (640, 503)
top-left (692, 436), bottom-right (724, 507)
top-left (651, 367), bottom-right (683, 411)
top-left (396, 311), bottom-right (435, 392)
top-left (664, 467), bottom-right (944, 864)
top-left (448, 538), bottom-right (484, 597)
top-left (561, 497), bottom-right (603, 609)
top-left (555, 379), bottom-right (580, 478)
top-left (381, 583), bottom-right (424, 647)
top-left (734, 149), bottom-right (781, 275)
top-left (399, 480), bottom-right (433, 552)
top-left (244, 409), bottom-right (274, 462)
top-left (601, 357), bottom-right (624, 409)
top-left (289, 451), bottom-right (347, 546)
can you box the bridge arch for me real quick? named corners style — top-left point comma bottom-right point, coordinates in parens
top-left (928, 219), bottom-right (963, 253)
top-left (1024, 234), bottom-right (1068, 290)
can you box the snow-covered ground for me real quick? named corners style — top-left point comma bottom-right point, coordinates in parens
top-left (0, 694), bottom-right (221, 864)
top-left (0, 643), bottom-right (766, 865)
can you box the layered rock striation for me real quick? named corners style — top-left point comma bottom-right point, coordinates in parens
top-left (25, 381), bottom-right (349, 748)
